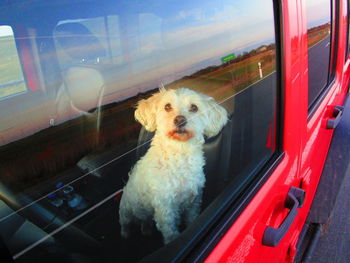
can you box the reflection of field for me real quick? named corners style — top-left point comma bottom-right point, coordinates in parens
top-left (0, 36), bottom-right (27, 98)
top-left (307, 23), bottom-right (330, 48)
top-left (167, 49), bottom-right (276, 102)
top-left (0, 45), bottom-right (276, 193)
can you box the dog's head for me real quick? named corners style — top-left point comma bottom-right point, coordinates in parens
top-left (135, 88), bottom-right (228, 142)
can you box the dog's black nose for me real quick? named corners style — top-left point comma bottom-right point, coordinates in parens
top-left (174, 115), bottom-right (187, 128)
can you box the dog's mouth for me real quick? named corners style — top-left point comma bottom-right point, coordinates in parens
top-left (167, 128), bottom-right (194, 141)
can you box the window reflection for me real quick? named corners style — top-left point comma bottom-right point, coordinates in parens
top-left (0, 0), bottom-right (278, 262)
top-left (0, 0), bottom-right (277, 192)
top-left (306, 2), bottom-right (331, 51)
top-left (0, 26), bottom-right (27, 99)
top-left (306, 0), bottom-right (331, 108)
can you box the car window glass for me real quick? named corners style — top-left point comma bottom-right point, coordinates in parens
top-left (306, 0), bottom-right (331, 109)
top-left (0, 0), bottom-right (279, 262)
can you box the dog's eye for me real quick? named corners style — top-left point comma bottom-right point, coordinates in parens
top-left (189, 104), bottom-right (198, 113)
top-left (164, 103), bottom-right (172, 112)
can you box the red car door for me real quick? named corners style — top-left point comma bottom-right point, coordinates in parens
top-left (1, 0), bottom-right (349, 262)
top-left (204, 0), bottom-right (348, 262)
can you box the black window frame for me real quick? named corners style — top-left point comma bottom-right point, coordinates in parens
top-left (308, 0), bottom-right (338, 117)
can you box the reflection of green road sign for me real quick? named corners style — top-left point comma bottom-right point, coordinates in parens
top-left (221, 53), bottom-right (236, 63)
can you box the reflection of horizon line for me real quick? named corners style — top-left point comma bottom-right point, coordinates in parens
top-left (167, 42), bottom-right (276, 84)
top-left (307, 21), bottom-right (331, 30)
top-left (218, 70), bottom-right (276, 105)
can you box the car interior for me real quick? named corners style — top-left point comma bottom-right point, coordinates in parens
top-left (0, 0), bottom-right (277, 262)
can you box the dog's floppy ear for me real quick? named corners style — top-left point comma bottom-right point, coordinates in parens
top-left (135, 91), bottom-right (162, 131)
top-left (203, 96), bottom-right (228, 138)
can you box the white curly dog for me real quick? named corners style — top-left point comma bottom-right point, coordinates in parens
top-left (119, 87), bottom-right (228, 244)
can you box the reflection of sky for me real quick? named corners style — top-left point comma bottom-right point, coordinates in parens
top-left (306, 0), bottom-right (330, 28)
top-left (138, 0), bottom-right (275, 56)
top-left (1, 0), bottom-right (277, 145)
top-left (119, 0), bottom-right (275, 87)
top-left (51, 0), bottom-right (276, 95)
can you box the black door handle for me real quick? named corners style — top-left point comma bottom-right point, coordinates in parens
top-left (262, 186), bottom-right (305, 247)
top-left (327, 106), bottom-right (344, 129)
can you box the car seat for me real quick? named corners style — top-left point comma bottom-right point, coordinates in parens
top-left (54, 22), bottom-right (107, 134)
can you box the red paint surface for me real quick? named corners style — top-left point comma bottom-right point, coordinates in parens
top-left (16, 26), bottom-right (40, 91)
top-left (205, 0), bottom-right (349, 262)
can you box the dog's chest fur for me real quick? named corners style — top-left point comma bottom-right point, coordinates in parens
top-left (126, 140), bottom-right (205, 209)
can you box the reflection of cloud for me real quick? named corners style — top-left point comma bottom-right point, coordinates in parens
top-left (163, 21), bottom-right (240, 47)
top-left (162, 0), bottom-right (274, 54)
top-left (176, 8), bottom-right (203, 21)
top-left (207, 5), bottom-right (240, 23)
top-left (105, 0), bottom-right (276, 100)
top-left (161, 19), bottom-right (274, 67)
top-left (23, 0), bottom-right (276, 109)
top-left (104, 0), bottom-right (275, 74)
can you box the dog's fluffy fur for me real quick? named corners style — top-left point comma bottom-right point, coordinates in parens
top-left (119, 88), bottom-right (228, 244)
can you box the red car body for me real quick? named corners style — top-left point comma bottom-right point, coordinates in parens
top-left (0, 0), bottom-right (349, 262)
top-left (206, 1), bottom-right (349, 262)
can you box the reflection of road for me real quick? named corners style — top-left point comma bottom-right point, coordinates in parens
top-left (219, 33), bottom-right (329, 180)
top-left (308, 35), bottom-right (331, 106)
top-left (221, 70), bottom-right (276, 175)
